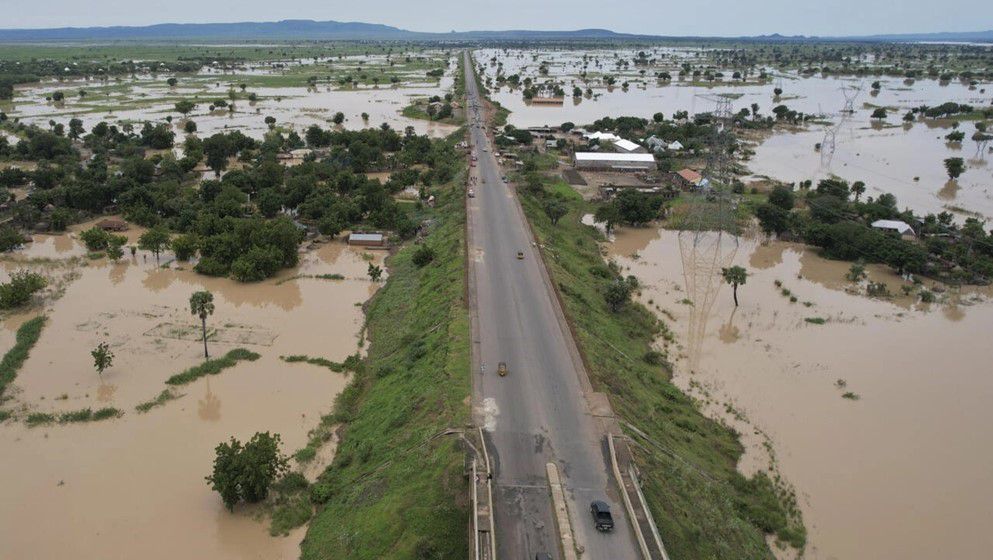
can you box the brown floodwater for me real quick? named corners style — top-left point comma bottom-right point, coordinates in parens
top-left (607, 226), bottom-right (993, 560)
top-left (0, 236), bottom-right (384, 559)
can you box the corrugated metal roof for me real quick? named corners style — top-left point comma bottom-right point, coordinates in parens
top-left (349, 233), bottom-right (384, 242)
top-left (575, 152), bottom-right (655, 162)
top-left (612, 139), bottom-right (641, 152)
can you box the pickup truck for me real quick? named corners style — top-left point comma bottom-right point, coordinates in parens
top-left (590, 501), bottom-right (614, 532)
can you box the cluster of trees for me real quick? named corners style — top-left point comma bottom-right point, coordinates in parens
top-left (206, 431), bottom-right (288, 511)
top-left (755, 178), bottom-right (993, 283)
top-left (1, 117), bottom-right (458, 282)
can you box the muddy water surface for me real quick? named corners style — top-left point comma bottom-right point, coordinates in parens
top-left (607, 227), bottom-right (993, 560)
top-left (0, 238), bottom-right (384, 559)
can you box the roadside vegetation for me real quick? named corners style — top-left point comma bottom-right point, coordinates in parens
top-left (301, 156), bottom-right (470, 559)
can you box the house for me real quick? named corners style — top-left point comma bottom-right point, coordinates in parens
top-left (645, 136), bottom-right (666, 153)
top-left (347, 232), bottom-right (387, 248)
top-left (574, 152), bottom-right (657, 172)
top-left (584, 131), bottom-right (623, 143)
top-left (667, 140), bottom-right (685, 151)
top-left (97, 218), bottom-right (129, 232)
top-left (871, 219), bottom-right (917, 239)
top-left (545, 139), bottom-right (558, 149)
top-left (673, 168), bottom-right (704, 190)
top-left (611, 138), bottom-right (645, 153)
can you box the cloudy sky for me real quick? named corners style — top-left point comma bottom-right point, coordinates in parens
top-left (2, 0), bottom-right (991, 37)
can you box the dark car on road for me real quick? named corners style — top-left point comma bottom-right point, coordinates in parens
top-left (590, 500), bottom-right (614, 531)
top-left (535, 554), bottom-right (553, 560)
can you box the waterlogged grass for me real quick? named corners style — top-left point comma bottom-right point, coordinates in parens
top-left (24, 406), bottom-right (122, 427)
top-left (280, 353), bottom-right (362, 374)
top-left (164, 348), bottom-right (260, 385)
top-left (520, 179), bottom-right (805, 556)
top-left (134, 389), bottom-right (183, 413)
top-left (0, 316), bottom-right (46, 400)
top-left (302, 173), bottom-right (470, 559)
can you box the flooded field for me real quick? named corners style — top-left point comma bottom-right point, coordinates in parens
top-left (606, 226), bottom-right (993, 560)
top-left (0, 233), bottom-right (384, 559)
top-left (2, 51), bottom-right (459, 139)
top-left (477, 47), bottom-right (992, 219)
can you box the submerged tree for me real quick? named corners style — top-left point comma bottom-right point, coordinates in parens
top-left (206, 432), bottom-right (288, 511)
top-left (189, 291), bottom-right (215, 358)
top-left (721, 266), bottom-right (748, 307)
top-left (944, 157), bottom-right (965, 179)
top-left (91, 342), bottom-right (114, 376)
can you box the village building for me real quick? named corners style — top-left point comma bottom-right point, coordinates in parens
top-left (347, 232), bottom-right (387, 248)
top-left (673, 168), bottom-right (705, 190)
top-left (574, 152), bottom-right (657, 172)
top-left (871, 219), bottom-right (917, 239)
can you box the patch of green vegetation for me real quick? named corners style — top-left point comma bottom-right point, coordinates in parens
top-left (804, 317), bottom-right (827, 325)
top-left (519, 169), bottom-right (804, 556)
top-left (0, 316), bottom-right (46, 399)
top-left (164, 348), bottom-right (260, 385)
top-left (56, 407), bottom-right (123, 423)
top-left (302, 169), bottom-right (469, 560)
top-left (25, 412), bottom-right (54, 426)
top-left (135, 389), bottom-right (183, 413)
top-left (280, 353), bottom-right (362, 374)
top-left (0, 410), bottom-right (10, 422)
top-left (269, 472), bottom-right (313, 536)
top-left (842, 392), bottom-right (861, 401)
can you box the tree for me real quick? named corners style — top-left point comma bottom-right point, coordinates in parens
top-left (332, 112), bottom-right (345, 125)
top-left (206, 432), bottom-right (288, 511)
top-left (79, 227), bottom-right (110, 251)
top-left (175, 100), bottom-right (196, 117)
top-left (871, 107), bottom-right (887, 121)
top-left (767, 185), bottom-right (795, 210)
top-left (184, 120), bottom-right (197, 134)
top-left (172, 234), bottom-right (199, 262)
top-left (264, 116), bottom-right (276, 129)
top-left (190, 291), bottom-right (215, 358)
top-left (594, 203), bottom-right (622, 233)
top-left (91, 342), bottom-right (114, 375)
top-left (850, 181), bottom-right (867, 202)
top-left (139, 227), bottom-right (170, 263)
top-left (944, 157), bottom-right (965, 179)
top-left (721, 266), bottom-right (747, 306)
top-left (367, 263), bottom-right (383, 282)
top-left (167, 77), bottom-right (178, 87)
top-left (68, 118), bottom-right (85, 140)
top-left (543, 198), bottom-right (568, 225)
top-left (106, 235), bottom-right (126, 261)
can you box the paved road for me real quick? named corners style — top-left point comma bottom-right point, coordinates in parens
top-left (464, 52), bottom-right (642, 560)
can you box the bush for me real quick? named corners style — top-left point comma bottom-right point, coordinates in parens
top-left (79, 227), bottom-right (110, 251)
top-left (0, 270), bottom-right (47, 309)
top-left (412, 244), bottom-right (436, 267)
top-left (206, 431), bottom-right (289, 511)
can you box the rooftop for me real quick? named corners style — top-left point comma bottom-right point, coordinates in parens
top-left (575, 152), bottom-right (656, 162)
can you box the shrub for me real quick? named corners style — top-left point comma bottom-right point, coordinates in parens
top-left (0, 270), bottom-right (47, 309)
top-left (206, 431), bottom-right (289, 510)
top-left (412, 244), bottom-right (436, 267)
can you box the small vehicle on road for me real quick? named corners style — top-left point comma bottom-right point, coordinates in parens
top-left (535, 554), bottom-right (553, 560)
top-left (590, 501), bottom-right (614, 532)
top-left (497, 362), bottom-right (508, 377)
top-left (501, 175), bottom-right (508, 182)
top-left (468, 189), bottom-right (475, 198)
top-left (516, 251), bottom-right (524, 259)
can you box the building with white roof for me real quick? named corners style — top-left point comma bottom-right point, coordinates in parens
top-left (574, 152), bottom-right (656, 172)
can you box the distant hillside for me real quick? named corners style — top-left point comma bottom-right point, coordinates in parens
top-left (0, 19), bottom-right (643, 42)
top-left (0, 18), bottom-right (989, 44)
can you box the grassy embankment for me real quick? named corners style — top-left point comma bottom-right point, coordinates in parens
top-left (518, 174), bottom-right (805, 558)
top-left (300, 160), bottom-right (470, 559)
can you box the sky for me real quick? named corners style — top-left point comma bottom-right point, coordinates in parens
top-left (2, 0), bottom-right (991, 37)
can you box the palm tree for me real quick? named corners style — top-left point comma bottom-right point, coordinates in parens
top-left (721, 266), bottom-right (748, 307)
top-left (190, 291), bottom-right (215, 358)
